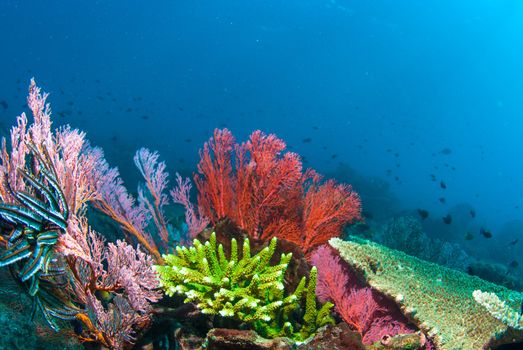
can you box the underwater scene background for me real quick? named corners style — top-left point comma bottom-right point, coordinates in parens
top-left (1, 1), bottom-right (523, 349)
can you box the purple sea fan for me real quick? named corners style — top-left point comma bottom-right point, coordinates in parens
top-left (311, 244), bottom-right (415, 345)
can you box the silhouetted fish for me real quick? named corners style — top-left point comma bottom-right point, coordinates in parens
top-left (417, 209), bottom-right (429, 220)
top-left (480, 228), bottom-right (492, 238)
top-left (331, 154), bottom-right (338, 159)
top-left (185, 138), bottom-right (192, 143)
top-left (439, 197), bottom-right (446, 204)
top-left (470, 209), bottom-right (476, 218)
top-left (0, 100), bottom-right (8, 109)
top-left (430, 174), bottom-right (436, 181)
top-left (312, 126), bottom-right (319, 130)
top-left (439, 148), bottom-right (452, 155)
top-left (442, 214), bottom-right (452, 224)
top-left (302, 137), bottom-right (312, 143)
top-left (440, 181), bottom-right (447, 189)
top-left (509, 260), bottom-right (519, 269)
top-left (465, 232), bottom-right (474, 240)
top-left (141, 115), bottom-right (149, 120)
top-left (508, 239), bottom-right (519, 246)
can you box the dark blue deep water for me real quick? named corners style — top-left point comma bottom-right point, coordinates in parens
top-left (1, 1), bottom-right (523, 348)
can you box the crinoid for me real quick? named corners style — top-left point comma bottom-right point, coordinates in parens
top-left (0, 143), bottom-right (77, 328)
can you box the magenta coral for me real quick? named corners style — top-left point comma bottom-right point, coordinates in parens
top-left (311, 245), bottom-right (414, 345)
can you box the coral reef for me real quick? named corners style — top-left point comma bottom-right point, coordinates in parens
top-left (329, 236), bottom-right (523, 350)
top-left (372, 216), bottom-right (472, 272)
top-left (155, 232), bottom-right (334, 341)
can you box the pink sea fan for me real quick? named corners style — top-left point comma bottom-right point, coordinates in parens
top-left (311, 245), bottom-right (415, 345)
top-left (134, 148), bottom-right (170, 245)
top-left (170, 173), bottom-right (209, 240)
top-left (103, 240), bottom-right (162, 312)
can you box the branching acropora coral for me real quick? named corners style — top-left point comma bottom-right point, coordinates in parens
top-left (154, 232), bottom-right (334, 341)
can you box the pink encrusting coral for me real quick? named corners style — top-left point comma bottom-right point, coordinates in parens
top-left (311, 245), bottom-right (415, 345)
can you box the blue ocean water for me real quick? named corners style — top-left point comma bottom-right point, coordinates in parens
top-left (1, 1), bottom-right (523, 347)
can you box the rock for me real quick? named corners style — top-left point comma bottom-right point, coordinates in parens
top-left (205, 328), bottom-right (294, 350)
top-left (175, 328), bottom-right (205, 350)
top-left (298, 322), bottom-right (366, 350)
top-left (367, 332), bottom-right (426, 349)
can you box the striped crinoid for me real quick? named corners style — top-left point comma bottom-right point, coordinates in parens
top-left (0, 143), bottom-right (68, 297)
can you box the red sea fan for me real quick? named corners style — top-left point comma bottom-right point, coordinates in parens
top-left (194, 128), bottom-right (236, 222)
top-left (234, 130), bottom-right (303, 240)
top-left (300, 177), bottom-right (361, 255)
top-left (311, 245), bottom-right (415, 345)
top-left (194, 129), bottom-right (361, 256)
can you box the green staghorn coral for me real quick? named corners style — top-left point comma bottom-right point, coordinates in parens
top-left (154, 232), bottom-right (334, 341)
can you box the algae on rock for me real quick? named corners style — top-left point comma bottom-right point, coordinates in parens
top-left (329, 237), bottom-right (523, 350)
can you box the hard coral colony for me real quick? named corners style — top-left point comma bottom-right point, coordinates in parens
top-left (0, 80), bottom-right (520, 350)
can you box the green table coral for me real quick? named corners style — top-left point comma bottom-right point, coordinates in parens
top-left (329, 237), bottom-right (523, 350)
top-left (155, 232), bottom-right (334, 341)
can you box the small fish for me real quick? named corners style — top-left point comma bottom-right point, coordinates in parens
top-left (417, 209), bottom-right (429, 220)
top-left (141, 115), bottom-right (149, 120)
top-left (439, 197), bottom-right (446, 204)
top-left (470, 210), bottom-right (476, 218)
top-left (430, 174), bottom-right (436, 182)
top-left (442, 214), bottom-right (452, 224)
top-left (312, 126), bottom-right (319, 130)
top-left (394, 152), bottom-right (399, 158)
top-left (439, 147), bottom-right (452, 155)
top-left (0, 100), bottom-right (8, 109)
top-left (465, 232), bottom-right (474, 240)
top-left (302, 137), bottom-right (312, 143)
top-left (480, 228), bottom-right (492, 238)
top-left (184, 138), bottom-right (192, 143)
top-left (331, 154), bottom-right (338, 159)
top-left (125, 107), bottom-right (133, 112)
top-left (178, 106), bottom-right (184, 112)
top-left (440, 181), bottom-right (447, 189)
top-left (509, 260), bottom-right (519, 269)
top-left (508, 239), bottom-right (519, 246)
